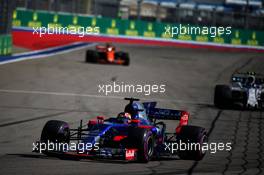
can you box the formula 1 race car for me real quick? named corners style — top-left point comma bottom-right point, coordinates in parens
top-left (85, 43), bottom-right (129, 66)
top-left (33, 98), bottom-right (207, 163)
top-left (214, 72), bottom-right (264, 109)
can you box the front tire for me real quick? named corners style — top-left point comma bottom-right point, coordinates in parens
top-left (40, 120), bottom-right (70, 152)
top-left (85, 50), bottom-right (98, 63)
top-left (214, 85), bottom-right (232, 108)
top-left (177, 125), bottom-right (207, 161)
top-left (128, 127), bottom-right (154, 162)
top-left (116, 52), bottom-right (130, 66)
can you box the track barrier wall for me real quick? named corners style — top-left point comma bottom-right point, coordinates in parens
top-left (12, 8), bottom-right (264, 50)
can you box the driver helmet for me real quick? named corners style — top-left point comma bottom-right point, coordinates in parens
top-left (117, 112), bottom-right (131, 121)
top-left (106, 43), bottom-right (114, 51)
top-left (247, 75), bottom-right (255, 86)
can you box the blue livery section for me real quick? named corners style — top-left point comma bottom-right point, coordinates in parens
top-left (143, 102), bottom-right (182, 120)
top-left (84, 125), bottom-right (112, 146)
top-left (143, 102), bottom-right (157, 109)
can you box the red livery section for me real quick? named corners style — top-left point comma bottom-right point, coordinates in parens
top-left (176, 111), bottom-right (189, 134)
top-left (125, 149), bottom-right (137, 161)
top-left (113, 136), bottom-right (127, 142)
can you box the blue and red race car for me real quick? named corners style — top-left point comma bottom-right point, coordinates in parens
top-left (34, 98), bottom-right (207, 162)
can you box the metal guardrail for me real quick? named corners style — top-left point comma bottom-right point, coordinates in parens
top-left (170, 8), bottom-right (264, 31)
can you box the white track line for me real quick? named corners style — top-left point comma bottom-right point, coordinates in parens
top-left (0, 42), bottom-right (97, 65)
top-left (0, 89), bottom-right (211, 105)
top-left (12, 42), bottom-right (88, 56)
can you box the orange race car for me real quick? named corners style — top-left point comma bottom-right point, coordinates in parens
top-left (85, 43), bottom-right (130, 66)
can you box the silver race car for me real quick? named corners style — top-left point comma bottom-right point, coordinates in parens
top-left (214, 72), bottom-right (264, 109)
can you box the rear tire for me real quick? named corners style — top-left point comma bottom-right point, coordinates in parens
top-left (214, 85), bottom-right (232, 108)
top-left (177, 125), bottom-right (207, 161)
top-left (258, 98), bottom-right (263, 110)
top-left (85, 50), bottom-right (98, 63)
top-left (127, 127), bottom-right (154, 162)
top-left (116, 52), bottom-right (130, 66)
top-left (122, 53), bottom-right (129, 66)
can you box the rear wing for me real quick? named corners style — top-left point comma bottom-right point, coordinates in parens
top-left (146, 107), bottom-right (182, 120)
top-left (143, 102), bottom-right (189, 134)
top-left (143, 102), bottom-right (187, 120)
top-left (232, 73), bottom-right (264, 85)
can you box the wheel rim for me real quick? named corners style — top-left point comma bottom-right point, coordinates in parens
top-left (201, 134), bottom-right (208, 155)
top-left (147, 137), bottom-right (154, 157)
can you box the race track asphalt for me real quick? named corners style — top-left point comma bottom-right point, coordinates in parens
top-left (0, 44), bottom-right (263, 175)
